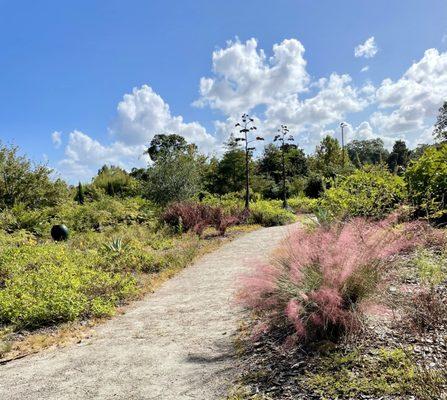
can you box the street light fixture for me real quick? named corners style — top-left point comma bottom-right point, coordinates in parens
top-left (340, 122), bottom-right (348, 166)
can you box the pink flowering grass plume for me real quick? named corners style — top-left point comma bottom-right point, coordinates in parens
top-left (238, 217), bottom-right (439, 343)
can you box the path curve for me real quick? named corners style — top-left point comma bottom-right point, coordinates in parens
top-left (0, 224), bottom-right (296, 400)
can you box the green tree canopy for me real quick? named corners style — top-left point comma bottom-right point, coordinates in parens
top-left (92, 165), bottom-right (140, 197)
top-left (206, 134), bottom-right (247, 195)
top-left (387, 140), bottom-right (411, 174)
top-left (433, 101), bottom-right (447, 142)
top-left (144, 137), bottom-right (204, 205)
top-left (146, 134), bottom-right (195, 161)
top-left (346, 138), bottom-right (389, 168)
top-left (0, 143), bottom-right (67, 209)
top-left (309, 135), bottom-right (345, 179)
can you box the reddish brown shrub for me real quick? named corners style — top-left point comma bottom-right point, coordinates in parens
top-left (161, 202), bottom-right (240, 236)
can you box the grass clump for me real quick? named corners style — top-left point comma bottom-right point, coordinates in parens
top-left (238, 216), bottom-right (434, 344)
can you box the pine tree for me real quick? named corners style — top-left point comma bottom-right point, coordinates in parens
top-left (75, 182), bottom-right (85, 205)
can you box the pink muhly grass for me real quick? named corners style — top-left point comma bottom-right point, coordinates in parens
top-left (238, 217), bottom-right (439, 343)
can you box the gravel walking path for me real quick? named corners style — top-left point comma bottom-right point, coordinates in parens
top-left (0, 224), bottom-right (296, 400)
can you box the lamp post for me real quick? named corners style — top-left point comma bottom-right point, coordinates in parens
top-left (340, 122), bottom-right (348, 166)
top-left (235, 114), bottom-right (264, 210)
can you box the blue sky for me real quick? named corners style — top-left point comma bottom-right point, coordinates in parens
top-left (0, 0), bottom-right (446, 182)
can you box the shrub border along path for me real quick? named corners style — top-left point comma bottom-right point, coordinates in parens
top-left (0, 224), bottom-right (296, 400)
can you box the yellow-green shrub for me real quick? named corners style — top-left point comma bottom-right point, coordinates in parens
top-left (248, 200), bottom-right (296, 227)
top-left (319, 165), bottom-right (405, 220)
top-left (0, 244), bottom-right (137, 328)
top-left (288, 196), bottom-right (319, 214)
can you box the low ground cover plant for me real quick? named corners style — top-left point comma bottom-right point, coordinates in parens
top-left (238, 216), bottom-right (437, 343)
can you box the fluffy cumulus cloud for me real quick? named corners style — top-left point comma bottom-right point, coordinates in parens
top-left (58, 85), bottom-right (215, 182)
top-left (354, 37), bottom-right (378, 58)
top-left (264, 74), bottom-right (369, 132)
top-left (111, 85), bottom-right (216, 149)
top-left (55, 37), bottom-right (447, 182)
top-left (372, 48), bottom-right (447, 145)
top-left (195, 38), bottom-right (375, 150)
top-left (58, 130), bottom-right (147, 182)
top-left (195, 38), bottom-right (309, 115)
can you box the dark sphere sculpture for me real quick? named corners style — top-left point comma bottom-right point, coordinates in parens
top-left (51, 224), bottom-right (69, 241)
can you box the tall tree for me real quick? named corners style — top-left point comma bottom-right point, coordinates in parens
top-left (347, 139), bottom-right (389, 167)
top-left (146, 134), bottom-right (193, 161)
top-left (433, 101), bottom-right (447, 142)
top-left (309, 135), bottom-right (344, 179)
top-left (387, 140), bottom-right (411, 174)
top-left (208, 134), bottom-right (246, 194)
top-left (145, 139), bottom-right (202, 205)
top-left (75, 182), bottom-right (85, 205)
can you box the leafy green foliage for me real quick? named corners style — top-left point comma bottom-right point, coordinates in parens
top-left (205, 135), bottom-right (247, 195)
top-left (146, 133), bottom-right (192, 161)
top-left (308, 135), bottom-right (345, 179)
top-left (319, 165), bottom-right (406, 220)
top-left (257, 143), bottom-right (308, 200)
top-left (405, 143), bottom-right (447, 222)
top-left (347, 138), bottom-right (389, 168)
top-left (145, 151), bottom-right (203, 206)
top-left (248, 200), bottom-right (296, 227)
top-left (0, 244), bottom-right (137, 328)
top-left (288, 196), bottom-right (318, 214)
top-left (387, 140), bottom-right (411, 174)
top-left (433, 100), bottom-right (447, 141)
top-left (92, 165), bottom-right (140, 197)
top-left (0, 142), bottom-right (68, 210)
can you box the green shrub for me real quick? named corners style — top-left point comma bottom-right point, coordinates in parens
top-left (92, 165), bottom-right (141, 197)
top-left (0, 244), bottom-right (137, 328)
top-left (0, 142), bottom-right (69, 210)
top-left (248, 200), bottom-right (296, 227)
top-left (319, 165), bottom-right (405, 220)
top-left (405, 143), bottom-right (447, 223)
top-left (288, 196), bottom-right (318, 214)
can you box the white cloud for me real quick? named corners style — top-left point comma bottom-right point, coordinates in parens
top-left (51, 131), bottom-right (62, 148)
top-left (58, 130), bottom-right (148, 182)
top-left (194, 38), bottom-right (309, 116)
top-left (354, 37), bottom-right (378, 59)
top-left (373, 48), bottom-right (447, 137)
top-left (361, 65), bottom-right (370, 73)
top-left (59, 85), bottom-right (215, 182)
top-left (111, 85), bottom-right (216, 150)
top-left (264, 73), bottom-right (370, 134)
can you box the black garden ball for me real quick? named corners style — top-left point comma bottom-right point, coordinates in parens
top-left (51, 224), bottom-right (69, 241)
